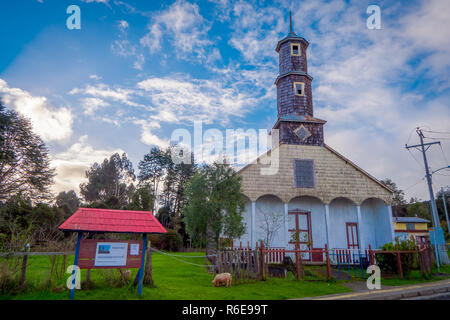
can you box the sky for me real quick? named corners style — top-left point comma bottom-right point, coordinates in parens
top-left (0, 0), bottom-right (449, 201)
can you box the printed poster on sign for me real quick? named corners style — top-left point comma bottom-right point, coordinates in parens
top-left (130, 243), bottom-right (139, 256)
top-left (94, 242), bottom-right (128, 267)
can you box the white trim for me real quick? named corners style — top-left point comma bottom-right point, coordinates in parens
top-left (387, 205), bottom-right (395, 242)
top-left (356, 206), bottom-right (365, 251)
top-left (324, 204), bottom-right (330, 248)
top-left (284, 203), bottom-right (289, 248)
top-left (251, 201), bottom-right (256, 249)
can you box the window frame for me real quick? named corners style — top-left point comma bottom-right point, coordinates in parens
top-left (293, 82), bottom-right (305, 96)
top-left (290, 43), bottom-right (301, 56)
top-left (406, 223), bottom-right (415, 231)
top-left (293, 159), bottom-right (316, 189)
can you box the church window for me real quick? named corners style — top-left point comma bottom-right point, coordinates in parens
top-left (294, 82), bottom-right (304, 96)
top-left (291, 43), bottom-right (301, 56)
top-left (294, 159), bottom-right (316, 188)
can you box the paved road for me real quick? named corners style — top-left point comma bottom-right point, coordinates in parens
top-left (296, 279), bottom-right (450, 300)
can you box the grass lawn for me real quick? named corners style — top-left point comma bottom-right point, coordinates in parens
top-left (379, 264), bottom-right (450, 286)
top-left (0, 251), bottom-right (351, 300)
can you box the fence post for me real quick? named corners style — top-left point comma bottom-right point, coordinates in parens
top-left (19, 243), bottom-right (30, 288)
top-left (325, 244), bottom-right (331, 280)
top-left (295, 244), bottom-right (301, 280)
top-left (368, 244), bottom-right (374, 266)
top-left (260, 241), bottom-right (266, 281)
top-left (395, 245), bottom-right (403, 278)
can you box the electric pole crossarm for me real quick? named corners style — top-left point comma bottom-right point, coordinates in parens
top-left (405, 141), bottom-right (440, 149)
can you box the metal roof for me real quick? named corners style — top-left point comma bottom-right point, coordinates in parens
top-left (393, 217), bottom-right (430, 223)
top-left (58, 208), bottom-right (167, 234)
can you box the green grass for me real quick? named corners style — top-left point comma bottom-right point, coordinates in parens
top-left (379, 264), bottom-right (450, 286)
top-left (2, 252), bottom-right (449, 299)
top-left (0, 252), bottom-right (351, 300)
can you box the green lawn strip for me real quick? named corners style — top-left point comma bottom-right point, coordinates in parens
top-left (379, 265), bottom-right (450, 286)
top-left (1, 252), bottom-right (350, 300)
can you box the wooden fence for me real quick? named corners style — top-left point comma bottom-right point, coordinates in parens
top-left (217, 241), bottom-right (437, 283)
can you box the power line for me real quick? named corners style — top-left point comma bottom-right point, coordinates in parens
top-left (404, 176), bottom-right (426, 191)
top-left (422, 129), bottom-right (450, 135)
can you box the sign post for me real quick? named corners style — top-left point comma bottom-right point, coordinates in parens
top-left (137, 233), bottom-right (147, 296)
top-left (70, 232), bottom-right (83, 300)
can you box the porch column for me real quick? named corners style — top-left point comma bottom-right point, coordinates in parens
top-left (324, 204), bottom-right (331, 248)
top-left (284, 203), bottom-right (289, 248)
top-left (356, 205), bottom-right (365, 251)
top-left (387, 205), bottom-right (395, 243)
top-left (251, 201), bottom-right (256, 249)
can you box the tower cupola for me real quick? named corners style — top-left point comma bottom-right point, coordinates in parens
top-left (273, 11), bottom-right (326, 146)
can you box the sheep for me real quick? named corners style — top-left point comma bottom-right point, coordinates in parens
top-left (212, 272), bottom-right (232, 287)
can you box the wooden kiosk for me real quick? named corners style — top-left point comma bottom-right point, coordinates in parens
top-left (59, 208), bottom-right (167, 299)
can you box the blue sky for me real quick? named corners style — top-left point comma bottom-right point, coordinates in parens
top-left (1, 0), bottom-right (449, 200)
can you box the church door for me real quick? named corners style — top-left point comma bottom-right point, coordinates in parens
top-left (288, 210), bottom-right (312, 261)
top-left (346, 222), bottom-right (359, 250)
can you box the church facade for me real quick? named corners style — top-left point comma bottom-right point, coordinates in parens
top-left (235, 22), bottom-right (395, 256)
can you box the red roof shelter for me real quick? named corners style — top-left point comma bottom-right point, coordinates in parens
top-left (59, 208), bottom-right (167, 234)
top-left (58, 208), bottom-right (166, 299)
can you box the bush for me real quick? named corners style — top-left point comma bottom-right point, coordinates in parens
top-left (149, 229), bottom-right (182, 252)
top-left (375, 237), bottom-right (418, 277)
top-left (160, 229), bottom-right (183, 252)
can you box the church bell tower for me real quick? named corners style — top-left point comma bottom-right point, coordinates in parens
top-left (273, 12), bottom-right (326, 146)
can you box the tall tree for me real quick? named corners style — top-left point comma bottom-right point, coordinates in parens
top-left (127, 184), bottom-right (154, 211)
top-left (79, 152), bottom-right (135, 208)
top-left (381, 179), bottom-right (406, 206)
top-left (55, 190), bottom-right (80, 216)
top-left (0, 103), bottom-right (55, 202)
top-left (183, 162), bottom-right (245, 249)
top-left (138, 147), bottom-right (171, 211)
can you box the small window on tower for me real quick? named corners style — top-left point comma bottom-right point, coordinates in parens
top-left (293, 82), bottom-right (304, 96)
top-left (290, 43), bottom-right (301, 56)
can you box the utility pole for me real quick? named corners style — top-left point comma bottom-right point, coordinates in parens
top-left (405, 128), bottom-right (449, 264)
top-left (442, 187), bottom-right (450, 239)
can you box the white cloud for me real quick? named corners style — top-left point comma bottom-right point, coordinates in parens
top-left (137, 76), bottom-right (257, 125)
top-left (51, 135), bottom-right (123, 193)
top-left (70, 83), bottom-right (142, 108)
top-left (81, 97), bottom-right (110, 115)
top-left (140, 0), bottom-right (213, 61)
top-left (0, 79), bottom-right (73, 143)
top-left (133, 119), bottom-right (169, 148)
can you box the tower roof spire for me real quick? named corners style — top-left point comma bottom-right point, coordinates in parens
top-left (288, 10), bottom-right (297, 37)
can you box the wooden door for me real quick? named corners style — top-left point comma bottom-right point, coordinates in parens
top-left (346, 222), bottom-right (359, 250)
top-left (289, 210), bottom-right (312, 261)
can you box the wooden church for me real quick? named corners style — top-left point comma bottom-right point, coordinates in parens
top-left (235, 17), bottom-right (395, 258)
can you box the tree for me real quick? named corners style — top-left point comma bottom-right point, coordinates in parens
top-left (183, 162), bottom-right (245, 249)
top-left (138, 147), bottom-right (170, 211)
top-left (406, 201), bottom-right (430, 220)
top-left (0, 103), bottom-right (55, 202)
top-left (380, 179), bottom-right (406, 206)
top-left (127, 185), bottom-right (154, 211)
top-left (79, 153), bottom-right (135, 208)
top-left (55, 190), bottom-right (80, 216)
top-left (258, 210), bottom-right (283, 247)
top-left (139, 146), bottom-right (196, 216)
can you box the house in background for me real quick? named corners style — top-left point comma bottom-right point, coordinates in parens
top-left (393, 217), bottom-right (429, 245)
top-left (235, 17), bottom-right (395, 259)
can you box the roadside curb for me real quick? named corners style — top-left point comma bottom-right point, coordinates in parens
top-left (296, 279), bottom-right (450, 300)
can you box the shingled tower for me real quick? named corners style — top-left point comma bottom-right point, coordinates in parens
top-left (274, 12), bottom-right (326, 146)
